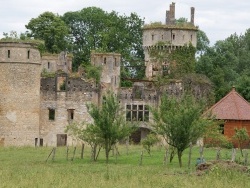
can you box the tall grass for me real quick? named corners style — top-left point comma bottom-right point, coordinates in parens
top-left (0, 145), bottom-right (249, 188)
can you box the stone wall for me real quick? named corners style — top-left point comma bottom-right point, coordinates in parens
top-left (0, 42), bottom-right (41, 146)
top-left (40, 76), bottom-right (98, 146)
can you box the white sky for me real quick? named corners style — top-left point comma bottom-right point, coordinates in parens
top-left (1, 0), bottom-right (250, 45)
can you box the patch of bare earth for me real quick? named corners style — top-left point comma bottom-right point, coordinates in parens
top-left (196, 160), bottom-right (249, 176)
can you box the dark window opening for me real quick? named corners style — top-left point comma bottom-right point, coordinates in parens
top-left (8, 50), bottom-right (10, 58)
top-left (104, 57), bottom-right (106, 64)
top-left (49, 109), bottom-right (55, 120)
top-left (35, 138), bottom-right (38, 147)
top-left (172, 34), bottom-right (175, 40)
top-left (162, 35), bottom-right (163, 40)
top-left (126, 104), bottom-right (149, 122)
top-left (48, 62), bottom-right (50, 69)
top-left (27, 50), bottom-right (30, 59)
top-left (68, 109), bottom-right (74, 122)
top-left (152, 34), bottom-right (154, 40)
top-left (219, 124), bottom-right (224, 134)
top-left (40, 138), bottom-right (43, 146)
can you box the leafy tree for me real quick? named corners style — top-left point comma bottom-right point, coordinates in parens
top-left (62, 7), bottom-right (144, 75)
top-left (141, 133), bottom-right (159, 155)
top-left (196, 30), bottom-right (210, 56)
top-left (152, 94), bottom-right (213, 167)
top-left (233, 128), bottom-right (249, 157)
top-left (25, 12), bottom-right (70, 53)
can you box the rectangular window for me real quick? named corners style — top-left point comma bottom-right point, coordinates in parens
top-left (8, 50), bottom-right (10, 58)
top-left (49, 109), bottom-right (55, 120)
top-left (68, 109), bottom-right (74, 122)
top-left (172, 34), bottom-right (175, 40)
top-left (27, 50), bottom-right (30, 59)
top-left (40, 138), bottom-right (43, 147)
top-left (126, 104), bottom-right (149, 122)
top-left (48, 62), bottom-right (50, 69)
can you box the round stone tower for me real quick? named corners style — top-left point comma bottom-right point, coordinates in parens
top-left (143, 3), bottom-right (198, 78)
top-left (0, 41), bottom-right (41, 146)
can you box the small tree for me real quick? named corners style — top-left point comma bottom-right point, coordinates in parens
top-left (141, 133), bottom-right (159, 155)
top-left (233, 128), bottom-right (249, 157)
top-left (152, 94), bottom-right (213, 167)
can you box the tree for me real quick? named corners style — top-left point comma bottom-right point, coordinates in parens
top-left (152, 94), bottom-right (213, 167)
top-left (62, 7), bottom-right (144, 74)
top-left (25, 12), bottom-right (70, 53)
top-left (233, 128), bottom-right (249, 157)
top-left (141, 133), bottom-right (159, 156)
top-left (67, 92), bottom-right (135, 163)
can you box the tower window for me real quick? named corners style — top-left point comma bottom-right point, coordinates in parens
top-left (162, 35), bottom-right (163, 40)
top-left (48, 62), bottom-right (50, 69)
top-left (8, 50), bottom-right (10, 58)
top-left (172, 34), bottom-right (175, 40)
top-left (27, 50), bottom-right (30, 59)
top-left (49, 109), bottom-right (55, 120)
top-left (152, 34), bottom-right (154, 40)
top-left (104, 57), bottom-right (106, 64)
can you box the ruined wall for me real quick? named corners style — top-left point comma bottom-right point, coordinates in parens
top-left (41, 52), bottom-right (72, 74)
top-left (40, 76), bottom-right (97, 146)
top-left (91, 52), bottom-right (121, 95)
top-left (0, 42), bottom-right (41, 146)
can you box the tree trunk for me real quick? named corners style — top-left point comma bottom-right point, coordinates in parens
top-left (177, 151), bottom-right (182, 167)
top-left (105, 143), bottom-right (109, 164)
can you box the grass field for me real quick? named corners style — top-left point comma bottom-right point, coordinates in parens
top-left (0, 145), bottom-right (250, 188)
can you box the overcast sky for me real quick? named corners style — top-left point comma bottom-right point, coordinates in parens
top-left (1, 0), bottom-right (250, 45)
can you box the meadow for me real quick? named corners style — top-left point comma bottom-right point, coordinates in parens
top-left (0, 145), bottom-right (249, 188)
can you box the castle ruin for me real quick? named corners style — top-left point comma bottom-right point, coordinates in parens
top-left (0, 3), bottom-right (202, 146)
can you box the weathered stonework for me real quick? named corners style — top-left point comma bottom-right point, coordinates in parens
top-left (143, 3), bottom-right (198, 79)
top-left (0, 42), bottom-right (41, 146)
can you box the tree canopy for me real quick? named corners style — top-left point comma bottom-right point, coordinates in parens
top-left (25, 12), bottom-right (70, 53)
top-left (152, 94), bottom-right (213, 167)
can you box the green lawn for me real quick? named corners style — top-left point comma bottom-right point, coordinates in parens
top-left (0, 145), bottom-right (249, 188)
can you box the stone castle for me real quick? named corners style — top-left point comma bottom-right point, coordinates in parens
top-left (0, 3), bottom-right (200, 146)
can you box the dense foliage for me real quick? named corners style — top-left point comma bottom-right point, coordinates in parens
top-left (196, 29), bottom-right (250, 101)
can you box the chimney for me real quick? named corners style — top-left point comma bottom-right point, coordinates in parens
top-left (191, 7), bottom-right (195, 25)
top-left (166, 10), bottom-right (170, 24)
top-left (170, 2), bottom-right (176, 24)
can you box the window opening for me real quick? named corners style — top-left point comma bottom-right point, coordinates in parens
top-left (8, 50), bottom-right (10, 58)
top-left (172, 34), bottom-right (175, 40)
top-left (104, 57), bottom-right (106, 64)
top-left (48, 62), bottom-right (50, 69)
top-left (126, 104), bottom-right (149, 121)
top-left (219, 124), bottom-right (224, 134)
top-left (68, 109), bottom-right (75, 122)
top-left (27, 50), bottom-right (30, 59)
top-left (40, 138), bottom-right (43, 146)
top-left (152, 34), bottom-right (154, 40)
top-left (49, 109), bottom-right (55, 120)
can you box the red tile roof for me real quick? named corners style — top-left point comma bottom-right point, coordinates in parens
top-left (206, 87), bottom-right (250, 120)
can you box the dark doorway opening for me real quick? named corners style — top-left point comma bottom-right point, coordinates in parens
top-left (57, 134), bottom-right (67, 146)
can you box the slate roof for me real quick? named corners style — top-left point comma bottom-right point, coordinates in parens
top-left (206, 87), bottom-right (250, 120)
